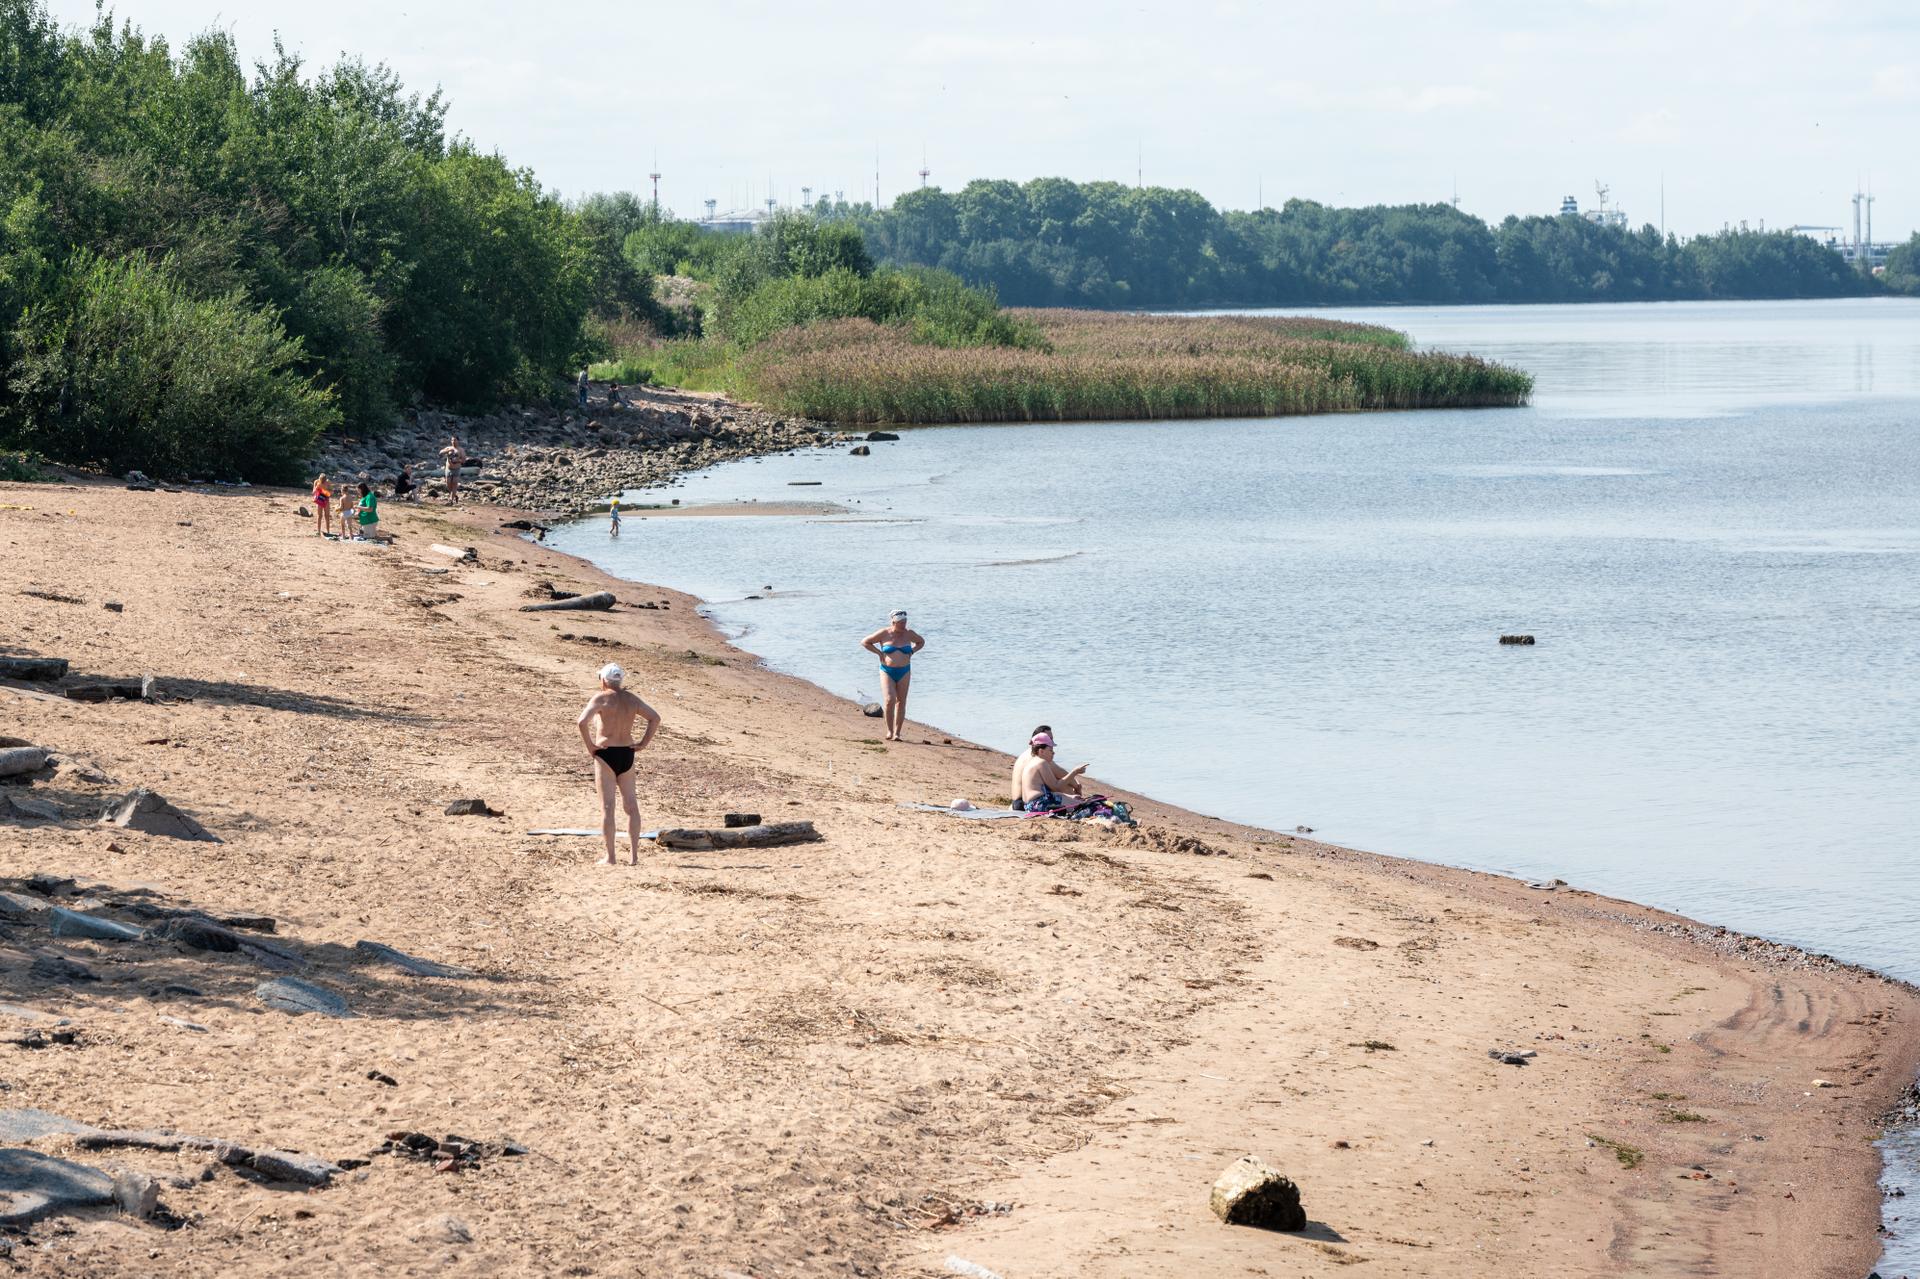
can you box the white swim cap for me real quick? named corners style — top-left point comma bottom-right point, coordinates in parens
top-left (598, 663), bottom-right (624, 687)
top-left (890, 609), bottom-right (908, 621)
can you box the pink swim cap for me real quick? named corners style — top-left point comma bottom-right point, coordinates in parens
top-left (1029, 732), bottom-right (1055, 747)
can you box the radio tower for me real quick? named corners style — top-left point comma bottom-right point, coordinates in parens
top-left (801, 185), bottom-right (812, 209)
top-left (703, 198), bottom-right (717, 223)
top-left (918, 146), bottom-right (930, 188)
top-left (648, 153), bottom-right (661, 213)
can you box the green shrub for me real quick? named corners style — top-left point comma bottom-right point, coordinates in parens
top-left (7, 252), bottom-right (337, 481)
top-left (0, 447), bottom-right (46, 481)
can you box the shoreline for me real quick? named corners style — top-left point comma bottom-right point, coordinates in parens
top-left (3, 475), bottom-right (1918, 1275)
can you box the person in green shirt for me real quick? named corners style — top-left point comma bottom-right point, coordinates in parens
top-left (355, 483), bottom-right (382, 542)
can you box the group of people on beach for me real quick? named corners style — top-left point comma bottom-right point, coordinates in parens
top-left (571, 605), bottom-right (1103, 864)
top-left (308, 434), bottom-right (472, 541)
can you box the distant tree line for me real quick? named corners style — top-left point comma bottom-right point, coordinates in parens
top-left (832, 180), bottom-right (1882, 309)
top-left (0, 1), bottom-right (648, 481)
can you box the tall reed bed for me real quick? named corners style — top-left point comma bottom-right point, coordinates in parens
top-left (731, 311), bottom-right (1530, 425)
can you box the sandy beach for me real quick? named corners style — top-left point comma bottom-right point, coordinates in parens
top-left (3, 476), bottom-right (1917, 1277)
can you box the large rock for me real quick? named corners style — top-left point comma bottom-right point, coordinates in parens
top-left (99, 788), bottom-right (219, 842)
top-left (0, 1149), bottom-right (114, 1225)
top-left (0, 1109), bottom-right (100, 1144)
top-left (111, 1171), bottom-right (159, 1219)
top-left (355, 940), bottom-right (474, 979)
top-left (48, 906), bottom-right (143, 942)
top-left (0, 792), bottom-right (60, 822)
top-left (1209, 1156), bottom-right (1306, 1231)
top-left (154, 917), bottom-right (241, 953)
top-left (255, 977), bottom-right (353, 1018)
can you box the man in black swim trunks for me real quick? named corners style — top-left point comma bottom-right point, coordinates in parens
top-left (575, 663), bottom-right (661, 865)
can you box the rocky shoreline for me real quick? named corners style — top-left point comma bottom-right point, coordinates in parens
top-left (316, 382), bottom-right (839, 518)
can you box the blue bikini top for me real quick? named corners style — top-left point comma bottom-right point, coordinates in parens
top-left (878, 642), bottom-right (915, 655)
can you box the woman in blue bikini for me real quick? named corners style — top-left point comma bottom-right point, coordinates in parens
top-left (861, 610), bottom-right (926, 742)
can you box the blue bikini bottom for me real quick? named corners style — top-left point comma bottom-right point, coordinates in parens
top-left (881, 664), bottom-right (911, 684)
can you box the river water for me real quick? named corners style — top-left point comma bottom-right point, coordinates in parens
top-left (551, 297), bottom-right (1920, 1261)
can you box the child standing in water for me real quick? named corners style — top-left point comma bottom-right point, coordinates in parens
top-left (311, 474), bottom-right (332, 537)
top-left (609, 495), bottom-right (621, 537)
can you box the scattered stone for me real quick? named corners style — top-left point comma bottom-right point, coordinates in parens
top-left (154, 916), bottom-right (242, 952)
top-left (103, 601), bottom-right (124, 613)
top-left (158, 1015), bottom-right (209, 1034)
top-left (1499, 634), bottom-right (1537, 645)
top-left (355, 939), bottom-right (475, 978)
top-left (1813, 1078), bottom-right (1837, 1088)
top-left (255, 977), bottom-right (353, 1019)
top-left (0, 791), bottom-right (61, 822)
top-left (366, 1071), bottom-right (398, 1087)
top-left (443, 798), bottom-right (500, 817)
top-left (722, 813), bottom-right (762, 828)
top-left (1488, 1049), bottom-right (1536, 1066)
top-left (0, 657), bottom-right (69, 681)
top-left (862, 702), bottom-right (884, 717)
top-left (1209, 1155), bottom-right (1306, 1231)
top-left (111, 1171), bottom-right (160, 1219)
top-left (865, 431), bottom-right (901, 442)
top-left (0, 1149), bottom-right (114, 1225)
top-left (48, 905), bottom-right (143, 942)
top-left (247, 1148), bottom-right (344, 1186)
top-left (296, 505), bottom-right (311, 518)
top-left (99, 788), bottom-right (219, 842)
top-left (0, 746), bottom-right (50, 779)
top-left (416, 1214), bottom-right (473, 1245)
top-left (849, 444), bottom-right (871, 456)
top-left (0, 1108), bottom-right (100, 1144)
top-left (28, 951), bottom-right (97, 984)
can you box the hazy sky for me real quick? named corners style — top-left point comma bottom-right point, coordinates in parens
top-left (48, 0), bottom-right (1919, 238)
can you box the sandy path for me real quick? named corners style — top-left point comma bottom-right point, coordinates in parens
top-left (0, 479), bottom-right (1914, 1277)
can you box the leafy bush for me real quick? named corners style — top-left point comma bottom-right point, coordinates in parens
top-left (7, 252), bottom-right (337, 480)
top-left (0, 447), bottom-right (45, 481)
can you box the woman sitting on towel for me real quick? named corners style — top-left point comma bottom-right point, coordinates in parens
top-left (1012, 731), bottom-right (1088, 812)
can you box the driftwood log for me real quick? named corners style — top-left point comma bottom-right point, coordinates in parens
top-left (518, 591), bottom-right (616, 613)
top-left (429, 544), bottom-right (476, 562)
top-left (0, 747), bottom-right (49, 779)
top-left (655, 821), bottom-right (820, 852)
top-left (0, 657), bottom-right (69, 682)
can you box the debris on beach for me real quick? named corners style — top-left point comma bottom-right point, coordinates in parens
top-left (375, 1130), bottom-right (527, 1172)
top-left (0, 745), bottom-right (50, 778)
top-left (356, 939), bottom-right (476, 979)
top-left (62, 674), bottom-right (156, 703)
top-left (444, 798), bottom-right (501, 817)
top-left (1209, 1155), bottom-right (1307, 1230)
top-left (1499, 634), bottom-right (1537, 645)
top-left (255, 977), bottom-right (353, 1019)
top-left (862, 702), bottom-right (884, 717)
top-left (1488, 1048), bottom-right (1537, 1066)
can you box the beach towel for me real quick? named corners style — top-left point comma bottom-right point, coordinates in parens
top-left (900, 803), bottom-right (1028, 821)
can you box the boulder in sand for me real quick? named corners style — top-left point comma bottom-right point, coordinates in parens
top-left (443, 798), bottom-right (500, 817)
top-left (255, 977), bottom-right (353, 1018)
top-left (154, 917), bottom-right (242, 953)
top-left (861, 702), bottom-right (884, 718)
top-left (0, 1149), bottom-right (114, 1226)
top-left (99, 788), bottom-right (219, 841)
top-left (1209, 1155), bottom-right (1306, 1231)
top-left (111, 1171), bottom-right (159, 1219)
top-left (0, 792), bottom-right (61, 822)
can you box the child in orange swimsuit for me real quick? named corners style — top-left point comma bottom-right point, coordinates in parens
top-left (311, 474), bottom-right (332, 537)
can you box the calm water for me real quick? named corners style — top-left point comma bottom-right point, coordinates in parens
top-left (554, 297), bottom-right (1920, 1265)
top-left (554, 298), bottom-right (1920, 980)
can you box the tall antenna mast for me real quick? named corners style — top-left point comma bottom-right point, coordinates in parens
top-left (648, 152), bottom-right (661, 212)
top-left (703, 197), bottom-right (716, 223)
top-left (801, 185), bottom-right (812, 209)
top-left (918, 144), bottom-right (930, 189)
top-left (1136, 140), bottom-right (1142, 190)
top-left (875, 144), bottom-right (881, 208)
top-left (1450, 174), bottom-right (1460, 210)
top-left (1659, 171), bottom-right (1665, 238)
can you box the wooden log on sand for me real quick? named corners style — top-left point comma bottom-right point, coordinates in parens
top-left (518, 592), bottom-right (616, 613)
top-left (0, 747), bottom-right (49, 779)
top-left (655, 821), bottom-right (821, 852)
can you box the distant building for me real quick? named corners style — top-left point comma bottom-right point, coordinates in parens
top-left (1560, 185), bottom-right (1628, 230)
top-left (695, 209), bottom-right (769, 234)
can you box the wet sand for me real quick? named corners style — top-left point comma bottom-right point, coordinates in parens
top-left (1, 477), bottom-right (1915, 1277)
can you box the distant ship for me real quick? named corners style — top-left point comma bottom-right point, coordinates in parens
top-left (1559, 183), bottom-right (1629, 230)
